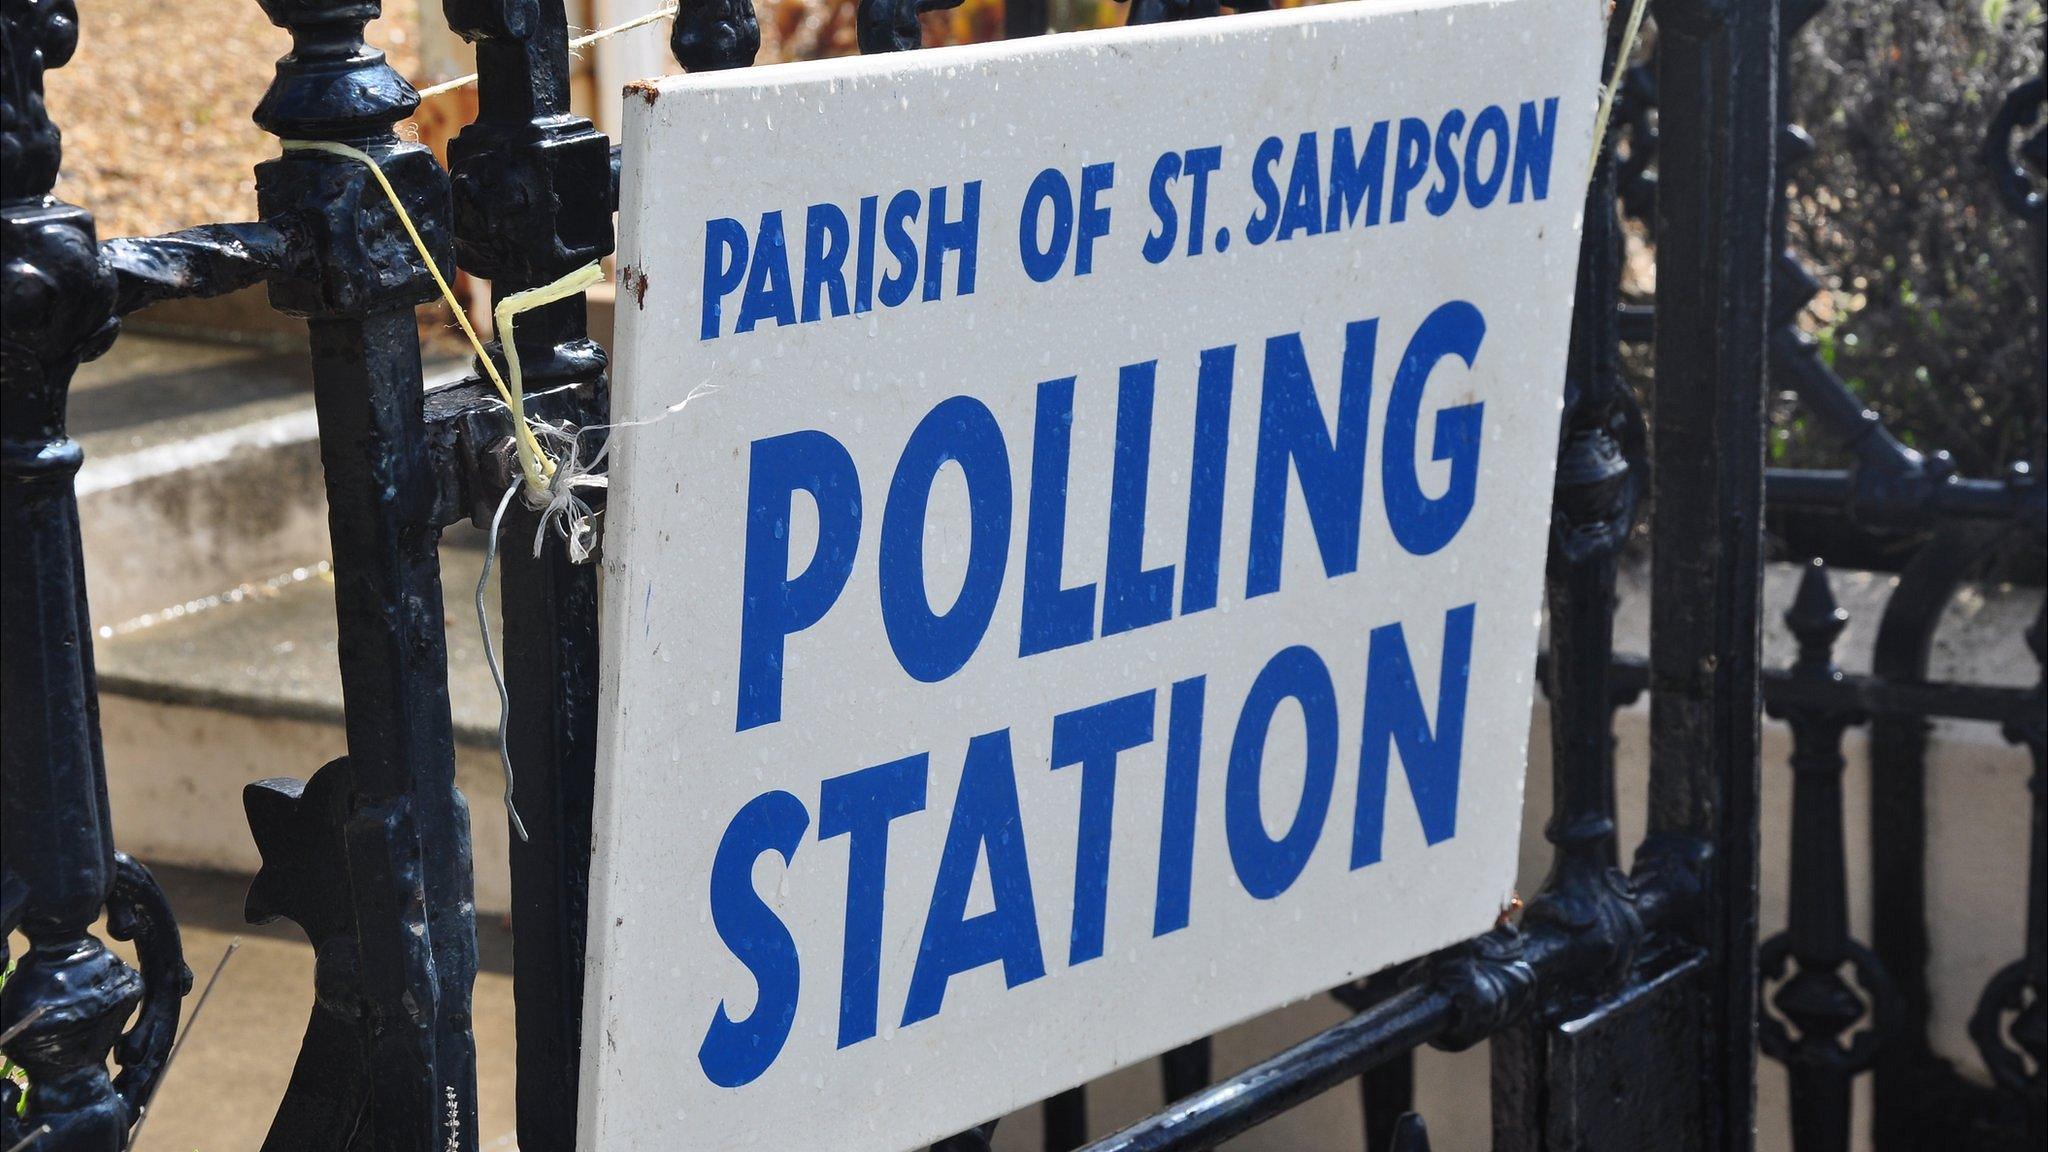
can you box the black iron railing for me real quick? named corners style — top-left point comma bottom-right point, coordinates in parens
top-left (1, 1), bottom-right (2041, 1150)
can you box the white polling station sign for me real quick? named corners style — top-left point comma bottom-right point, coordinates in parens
top-left (587, 1), bottom-right (1599, 1146)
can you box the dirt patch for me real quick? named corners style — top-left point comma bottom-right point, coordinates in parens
top-left (45, 1), bottom-right (422, 240)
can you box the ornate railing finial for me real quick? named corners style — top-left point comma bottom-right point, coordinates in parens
top-left (252, 0), bottom-right (419, 138)
top-left (0, 0), bottom-right (77, 200)
top-left (672, 0), bottom-right (759, 71)
top-left (857, 0), bottom-right (964, 54)
top-left (1761, 561), bottom-right (1896, 1151)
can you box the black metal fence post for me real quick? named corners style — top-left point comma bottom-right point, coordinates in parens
top-left (0, 3), bottom-right (194, 1148)
top-left (1005, 0), bottom-right (1049, 39)
top-left (1758, 562), bottom-right (1894, 1152)
top-left (1971, 54), bottom-right (2047, 1147)
top-left (235, 2), bottom-right (479, 1148)
top-left (435, 4), bottom-right (625, 1149)
top-left (1489, 12), bottom-right (1653, 1142)
top-left (1645, 1), bottom-right (1778, 1149)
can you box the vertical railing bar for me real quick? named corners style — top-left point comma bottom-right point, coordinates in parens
top-left (1006, 0), bottom-right (1050, 38)
top-left (439, 2), bottom-right (646, 1149)
top-left (1864, 523), bottom-right (2001, 1149)
top-left (236, 3), bottom-right (480, 1148)
top-left (0, 9), bottom-right (193, 1145)
top-left (1968, 48), bottom-right (2047, 1142)
top-left (1487, 12), bottom-right (1650, 1145)
top-left (1759, 561), bottom-right (1897, 1152)
top-left (1525, 0), bottom-right (1640, 944)
top-left (1643, 1), bottom-right (1778, 1149)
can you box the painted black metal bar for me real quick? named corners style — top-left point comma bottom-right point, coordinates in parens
top-left (101, 221), bottom-right (305, 318)
top-left (1005, 0), bottom-right (1048, 38)
top-left (1073, 900), bottom-right (1760, 1152)
top-left (1863, 47), bottom-right (2045, 1147)
top-left (0, 2), bottom-right (193, 1148)
top-left (1643, 1), bottom-right (1778, 1148)
top-left (1969, 609), bottom-right (2046, 1141)
top-left (1863, 524), bottom-right (2008, 1150)
top-left (1076, 981), bottom-right (1461, 1152)
top-left (1583, 653), bottom-right (2040, 728)
top-left (1124, 0), bottom-right (1221, 25)
top-left (1331, 969), bottom-right (1412, 1152)
top-left (1523, 0), bottom-right (1641, 955)
top-left (1758, 562), bottom-right (1895, 1152)
top-left (1490, 9), bottom-right (1659, 1142)
top-left (858, 0), bottom-right (968, 54)
top-left (1044, 1088), bottom-right (1089, 1152)
top-left (1763, 467), bottom-right (2045, 529)
top-left (234, 2), bottom-right (480, 1148)
top-left (1968, 55), bottom-right (2047, 1147)
top-left (435, 3), bottom-right (635, 1148)
top-left (1158, 1038), bottom-right (1213, 1105)
top-left (1357, 1041), bottom-right (1413, 1152)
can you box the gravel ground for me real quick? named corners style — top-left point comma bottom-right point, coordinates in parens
top-left (46, 1), bottom-right (422, 241)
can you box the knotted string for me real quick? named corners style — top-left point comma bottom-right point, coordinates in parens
top-left (471, 383), bottom-right (717, 841)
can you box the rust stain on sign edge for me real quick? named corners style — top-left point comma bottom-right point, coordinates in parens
top-left (621, 265), bottom-right (650, 309)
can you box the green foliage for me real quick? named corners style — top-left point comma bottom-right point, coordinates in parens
top-left (1777, 0), bottom-right (2045, 473)
top-left (1, 960), bottom-right (24, 1117)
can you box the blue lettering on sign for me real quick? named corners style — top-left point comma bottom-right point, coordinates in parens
top-left (697, 97), bottom-right (1561, 338)
top-left (1511, 97), bottom-right (1560, 204)
top-left (1153, 676), bottom-right (1207, 936)
top-left (685, 91), bottom-right (1571, 1081)
top-left (1050, 690), bottom-right (1157, 965)
top-left (704, 310), bottom-right (1504, 1084)
top-left (820, 754), bottom-right (929, 1048)
top-left (1138, 146), bottom-right (1226, 264)
top-left (1353, 604), bottom-right (1478, 868)
top-left (801, 203), bottom-right (852, 323)
top-left (880, 395), bottom-right (1013, 683)
top-left (1384, 301), bottom-right (1486, 555)
top-left (699, 790), bottom-right (809, 1087)
top-left (1103, 361), bottom-right (1175, 637)
top-left (697, 601), bottom-right (1482, 1085)
top-left (732, 306), bottom-right (1494, 719)
top-left (902, 729), bottom-right (1046, 1026)
top-left (1246, 320), bottom-right (1377, 598)
top-left (736, 430), bottom-right (862, 732)
top-left (1325, 122), bottom-right (1389, 231)
top-left (1179, 346), bottom-right (1235, 616)
top-left (1019, 376), bottom-right (1097, 657)
top-left (1225, 644), bottom-right (1340, 900)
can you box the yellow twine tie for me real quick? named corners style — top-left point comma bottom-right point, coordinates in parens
top-left (280, 139), bottom-right (599, 500)
top-left (496, 263), bottom-right (609, 438)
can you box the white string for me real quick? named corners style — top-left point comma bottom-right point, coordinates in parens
top-left (418, 5), bottom-right (682, 100)
top-left (471, 377), bottom-right (717, 841)
top-left (478, 482), bottom-right (530, 842)
top-left (466, 376), bottom-right (722, 558)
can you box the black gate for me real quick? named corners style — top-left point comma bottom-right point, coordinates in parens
top-left (1, 1), bottom-right (2041, 1150)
